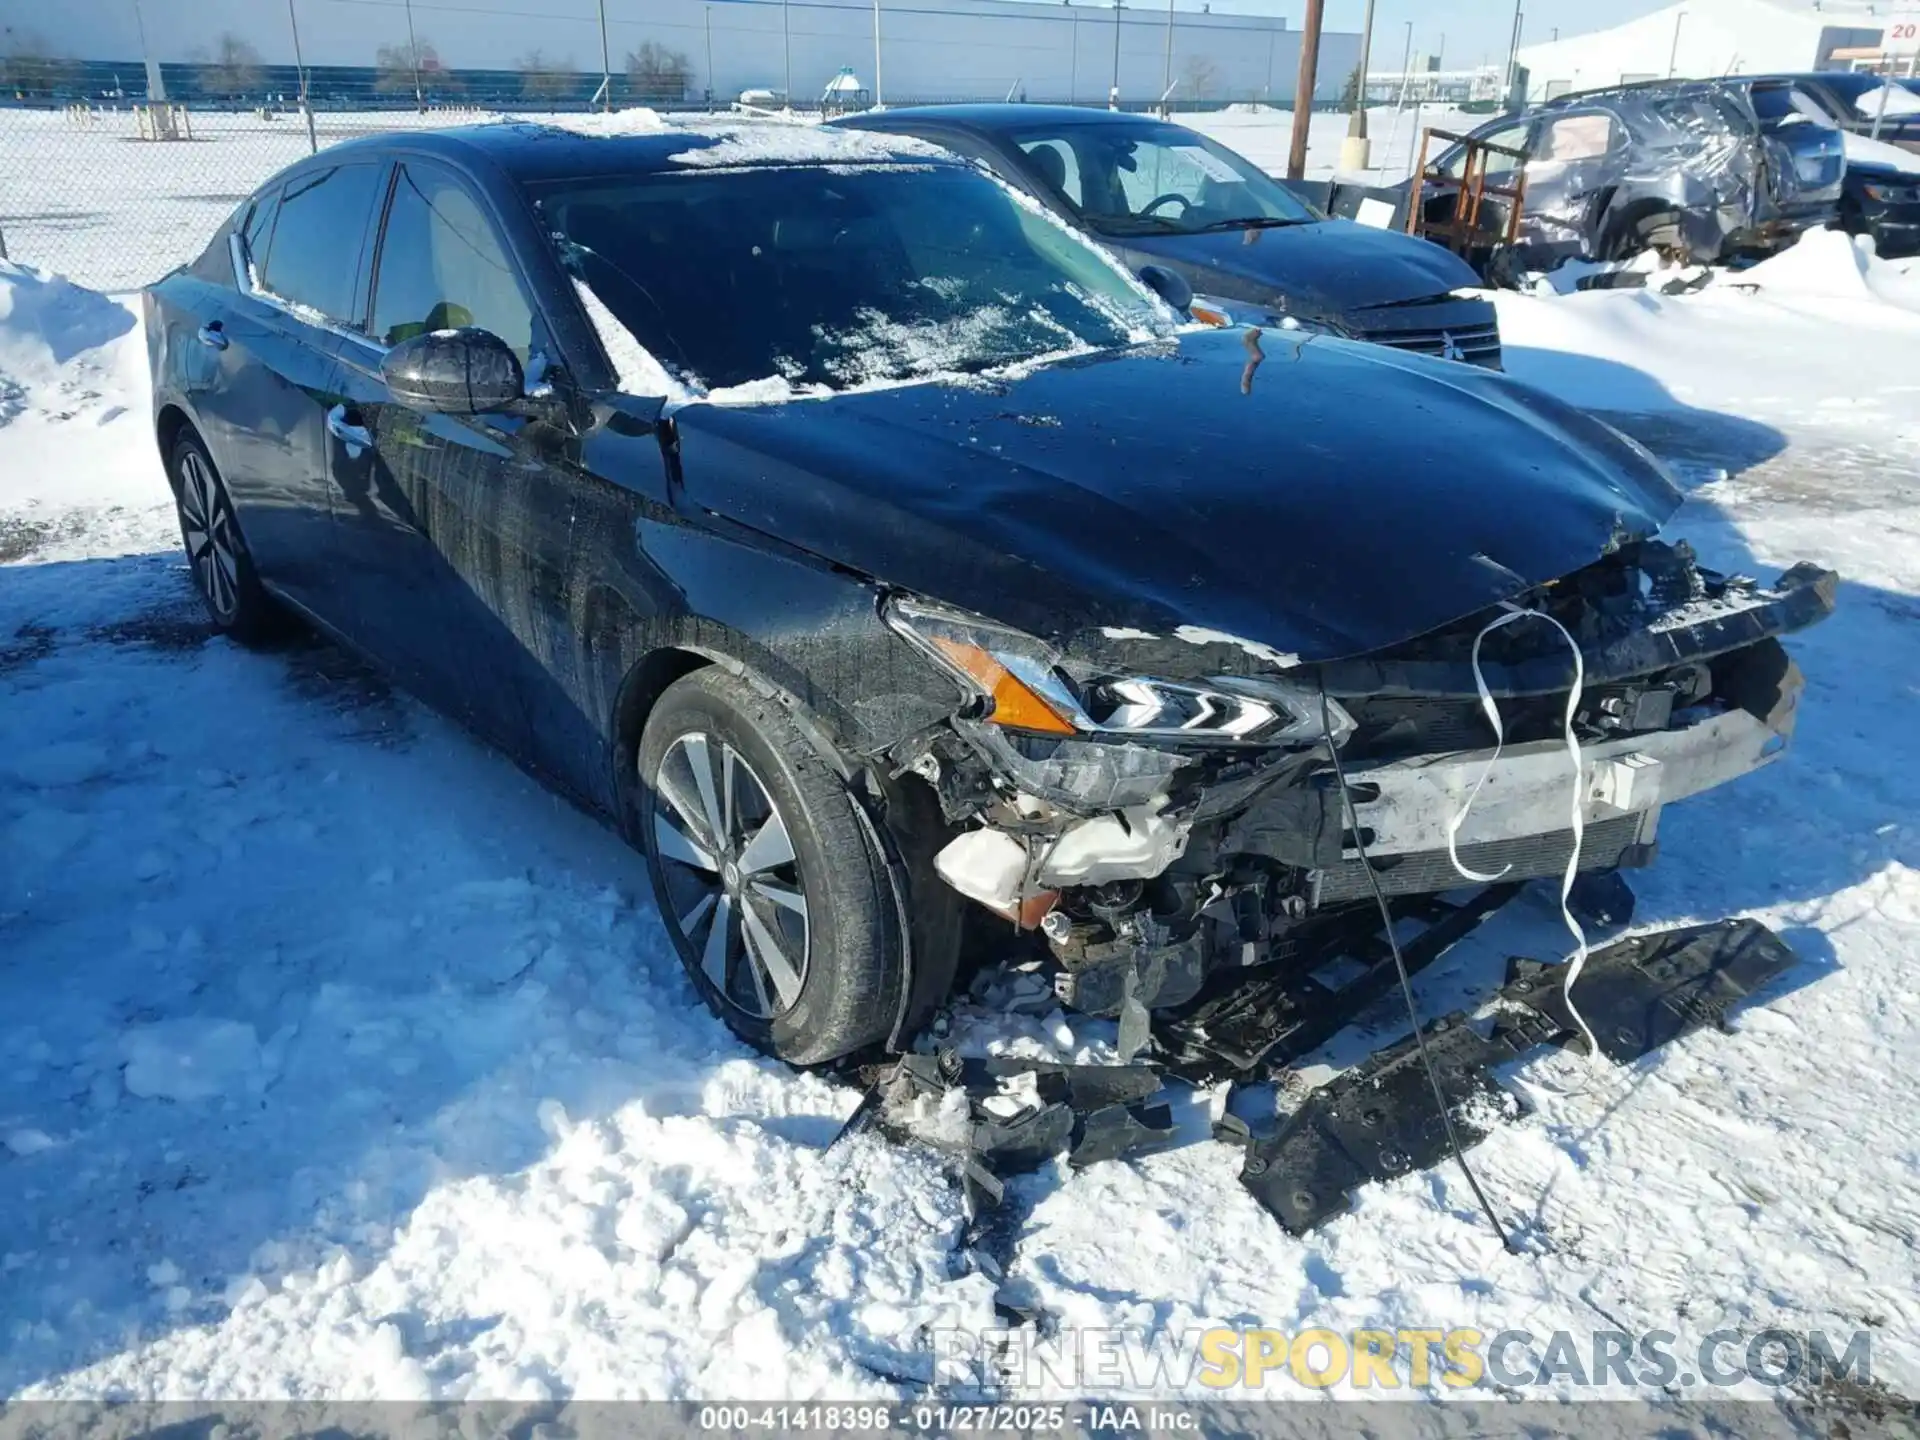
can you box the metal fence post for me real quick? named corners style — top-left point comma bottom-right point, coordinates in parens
top-left (288, 0), bottom-right (317, 154)
top-left (598, 0), bottom-right (613, 112)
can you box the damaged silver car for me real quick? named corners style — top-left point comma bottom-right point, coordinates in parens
top-left (1333, 79), bottom-right (1845, 274)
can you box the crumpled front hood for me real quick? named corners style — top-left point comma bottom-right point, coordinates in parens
top-left (1113, 219), bottom-right (1483, 319)
top-left (665, 328), bottom-right (1682, 670)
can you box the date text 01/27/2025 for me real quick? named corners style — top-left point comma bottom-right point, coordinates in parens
top-left (695, 1405), bottom-right (1198, 1432)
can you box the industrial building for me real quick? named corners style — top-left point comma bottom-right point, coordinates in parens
top-left (1515, 0), bottom-right (1898, 102)
top-left (8, 0), bottom-right (1362, 108)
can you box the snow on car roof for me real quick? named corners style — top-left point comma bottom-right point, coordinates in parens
top-left (475, 111), bottom-right (953, 177)
top-left (663, 120), bottom-right (948, 169)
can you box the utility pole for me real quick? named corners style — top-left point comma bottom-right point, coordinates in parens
top-left (597, 0), bottom-right (612, 111)
top-left (403, 0), bottom-right (424, 111)
top-left (1110, 0), bottom-right (1122, 108)
top-left (287, 0), bottom-right (317, 152)
top-left (1503, 0), bottom-right (1523, 108)
top-left (1397, 19), bottom-right (1412, 103)
top-left (1162, 0), bottom-right (1175, 110)
top-left (782, 0), bottom-right (792, 106)
top-left (1265, 21), bottom-right (1277, 102)
top-left (1667, 11), bottom-right (1686, 78)
top-left (1070, 13), bottom-right (1079, 104)
top-left (1286, 0), bottom-right (1324, 179)
top-left (131, 0), bottom-right (167, 103)
top-left (873, 0), bottom-right (883, 107)
top-left (705, 5), bottom-right (715, 103)
top-left (1341, 0), bottom-right (1377, 168)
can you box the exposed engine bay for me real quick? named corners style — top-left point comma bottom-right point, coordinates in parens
top-left (881, 539), bottom-right (1836, 1039)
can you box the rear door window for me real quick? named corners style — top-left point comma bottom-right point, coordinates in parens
top-left (255, 162), bottom-right (385, 328)
top-left (1536, 113), bottom-right (1617, 162)
top-left (370, 162), bottom-right (536, 359)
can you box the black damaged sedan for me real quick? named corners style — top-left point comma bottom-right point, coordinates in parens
top-left (145, 121), bottom-right (1833, 1064)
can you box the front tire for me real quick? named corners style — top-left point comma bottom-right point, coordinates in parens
top-left (168, 430), bottom-right (285, 645)
top-left (637, 668), bottom-right (906, 1065)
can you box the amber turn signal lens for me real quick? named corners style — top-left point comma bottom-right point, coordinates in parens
top-left (930, 637), bottom-right (1077, 736)
top-left (1191, 304), bottom-right (1231, 327)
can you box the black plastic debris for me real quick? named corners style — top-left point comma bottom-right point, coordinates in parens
top-left (1237, 918), bottom-right (1799, 1235)
top-left (1068, 1101), bottom-right (1176, 1169)
top-left (1154, 884), bottom-right (1524, 1082)
top-left (864, 1051), bottom-right (1173, 1184)
top-left (1504, 916), bottom-right (1799, 1064)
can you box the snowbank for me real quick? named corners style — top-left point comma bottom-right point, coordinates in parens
top-left (0, 262), bottom-right (169, 543)
top-left (1496, 228), bottom-right (1920, 431)
top-left (0, 261), bottom-right (137, 388)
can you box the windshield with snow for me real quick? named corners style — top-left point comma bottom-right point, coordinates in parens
top-left (1009, 120), bottom-right (1322, 236)
top-left (533, 163), bottom-right (1171, 393)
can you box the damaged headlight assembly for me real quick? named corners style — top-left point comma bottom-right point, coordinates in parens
top-left (883, 595), bottom-right (1353, 936)
top-left (883, 596), bottom-right (1353, 749)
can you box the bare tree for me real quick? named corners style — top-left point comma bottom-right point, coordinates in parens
top-left (0, 33), bottom-right (81, 97)
top-left (374, 37), bottom-right (447, 95)
top-left (1182, 54), bottom-right (1220, 101)
top-left (516, 49), bottom-right (576, 101)
top-left (201, 33), bottom-right (265, 97)
top-left (626, 41), bottom-right (692, 104)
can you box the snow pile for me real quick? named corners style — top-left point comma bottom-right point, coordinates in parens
top-left (1494, 228), bottom-right (1920, 435)
top-left (0, 262), bottom-right (169, 554)
top-left (1736, 226), bottom-right (1884, 302)
top-left (0, 261), bottom-right (137, 390)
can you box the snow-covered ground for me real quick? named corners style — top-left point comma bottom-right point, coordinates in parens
top-left (5, 119), bottom-right (1920, 1409)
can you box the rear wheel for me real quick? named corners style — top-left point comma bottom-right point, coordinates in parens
top-left (168, 430), bottom-right (285, 645)
top-left (1608, 209), bottom-right (1690, 265)
top-left (636, 667), bottom-right (907, 1065)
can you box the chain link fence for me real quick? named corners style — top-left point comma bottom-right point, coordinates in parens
top-left (1, 0), bottom-right (1360, 292)
top-left (0, 97), bottom-right (499, 291)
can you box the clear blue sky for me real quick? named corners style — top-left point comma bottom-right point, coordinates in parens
top-left (1290, 0), bottom-right (1668, 72)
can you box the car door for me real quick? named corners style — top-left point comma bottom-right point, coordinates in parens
top-left (326, 158), bottom-right (591, 781)
top-left (185, 161), bottom-right (385, 608)
top-left (1522, 108), bottom-right (1626, 249)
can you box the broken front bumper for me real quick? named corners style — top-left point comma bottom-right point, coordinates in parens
top-left (1318, 699), bottom-right (1793, 902)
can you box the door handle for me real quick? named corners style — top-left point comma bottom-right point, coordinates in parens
top-left (196, 323), bottom-right (229, 350)
top-left (326, 404), bottom-right (372, 457)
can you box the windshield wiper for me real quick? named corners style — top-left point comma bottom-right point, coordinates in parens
top-left (1093, 215), bottom-right (1187, 234)
top-left (1191, 216), bottom-right (1314, 233)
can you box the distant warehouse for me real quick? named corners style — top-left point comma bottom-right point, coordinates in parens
top-left (8, 0), bottom-right (1362, 108)
top-left (1517, 0), bottom-right (1896, 102)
